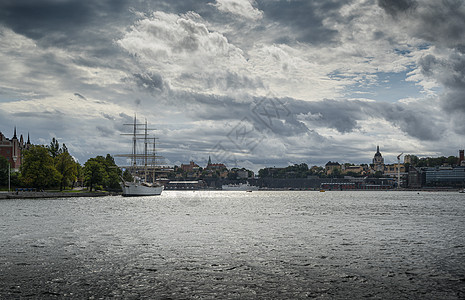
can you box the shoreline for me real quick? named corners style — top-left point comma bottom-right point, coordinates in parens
top-left (1, 188), bottom-right (462, 199)
top-left (0, 191), bottom-right (119, 200)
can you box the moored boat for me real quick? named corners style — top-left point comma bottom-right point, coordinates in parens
top-left (122, 182), bottom-right (163, 196)
top-left (222, 182), bottom-right (259, 191)
top-left (117, 115), bottom-right (164, 197)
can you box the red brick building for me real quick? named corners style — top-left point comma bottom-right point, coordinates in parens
top-left (0, 128), bottom-right (31, 171)
top-left (206, 156), bottom-right (227, 170)
top-left (181, 161), bottom-right (200, 172)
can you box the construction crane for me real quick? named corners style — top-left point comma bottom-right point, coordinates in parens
top-left (397, 152), bottom-right (403, 189)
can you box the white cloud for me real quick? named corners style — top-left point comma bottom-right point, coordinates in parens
top-left (213, 0), bottom-right (263, 20)
top-left (117, 11), bottom-right (258, 96)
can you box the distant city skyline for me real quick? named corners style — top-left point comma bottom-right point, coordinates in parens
top-left (0, 1), bottom-right (464, 172)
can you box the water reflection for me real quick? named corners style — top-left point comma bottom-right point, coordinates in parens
top-left (1, 191), bottom-right (464, 299)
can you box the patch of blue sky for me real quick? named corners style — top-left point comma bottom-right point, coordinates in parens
top-left (394, 48), bottom-right (411, 56)
top-left (416, 43), bottom-right (431, 51)
top-left (343, 70), bottom-right (424, 102)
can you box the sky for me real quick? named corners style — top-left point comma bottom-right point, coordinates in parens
top-left (0, 0), bottom-right (464, 171)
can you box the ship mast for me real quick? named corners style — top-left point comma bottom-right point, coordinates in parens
top-left (152, 137), bottom-right (157, 184)
top-left (144, 119), bottom-right (148, 183)
top-left (132, 115), bottom-right (137, 182)
top-left (116, 114), bottom-right (164, 183)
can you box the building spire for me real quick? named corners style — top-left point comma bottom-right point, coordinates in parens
top-left (27, 132), bottom-right (31, 144)
top-left (208, 156), bottom-right (212, 166)
top-left (13, 126), bottom-right (17, 139)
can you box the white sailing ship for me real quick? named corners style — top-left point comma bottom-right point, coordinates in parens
top-left (116, 116), bottom-right (164, 196)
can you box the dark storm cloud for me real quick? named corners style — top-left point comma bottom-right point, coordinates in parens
top-left (378, 0), bottom-right (465, 48)
top-left (166, 91), bottom-right (311, 138)
top-left (0, 0), bottom-right (129, 45)
top-left (292, 98), bottom-right (444, 141)
top-left (133, 73), bottom-right (165, 93)
top-left (256, 0), bottom-right (347, 44)
top-left (416, 26), bottom-right (465, 124)
top-left (378, 0), bottom-right (417, 16)
top-left (379, 0), bottom-right (465, 136)
top-left (377, 102), bottom-right (444, 141)
top-left (293, 99), bottom-right (364, 133)
top-left (0, 0), bottom-right (217, 43)
top-left (422, 53), bottom-right (465, 91)
top-left (416, 3), bottom-right (465, 49)
top-left (163, 87), bottom-right (443, 142)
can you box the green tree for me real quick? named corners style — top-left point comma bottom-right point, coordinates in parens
top-left (55, 151), bottom-right (78, 191)
top-left (446, 155), bottom-right (458, 166)
top-left (122, 169), bottom-right (133, 182)
top-left (0, 156), bottom-right (9, 186)
top-left (258, 168), bottom-right (269, 178)
top-left (83, 154), bottom-right (121, 191)
top-left (228, 170), bottom-right (238, 180)
top-left (76, 164), bottom-right (84, 187)
top-left (10, 171), bottom-right (21, 188)
top-left (331, 167), bottom-right (341, 177)
top-left (84, 159), bottom-right (107, 192)
top-left (20, 145), bottom-right (61, 189)
top-left (47, 138), bottom-right (61, 158)
top-left (104, 154), bottom-right (121, 190)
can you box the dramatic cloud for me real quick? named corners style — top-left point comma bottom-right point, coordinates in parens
top-left (0, 0), bottom-right (464, 170)
top-left (213, 0), bottom-right (263, 20)
top-left (377, 0), bottom-right (465, 141)
top-left (378, 0), bottom-right (417, 17)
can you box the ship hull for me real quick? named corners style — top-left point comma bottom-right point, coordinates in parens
top-left (122, 183), bottom-right (163, 196)
top-left (222, 184), bottom-right (259, 191)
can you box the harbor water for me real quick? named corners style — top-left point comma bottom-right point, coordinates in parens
top-left (1, 191), bottom-right (464, 299)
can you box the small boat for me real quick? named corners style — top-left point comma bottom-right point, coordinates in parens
top-left (222, 182), bottom-right (259, 191)
top-left (460, 189), bottom-right (465, 193)
top-left (319, 190), bottom-right (325, 192)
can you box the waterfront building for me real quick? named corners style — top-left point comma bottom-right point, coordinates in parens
top-left (424, 166), bottom-right (465, 187)
top-left (0, 128), bottom-right (31, 171)
top-left (372, 146), bottom-right (385, 173)
top-left (408, 166), bottom-right (422, 188)
top-left (164, 180), bottom-right (206, 190)
top-left (325, 161), bottom-right (341, 175)
top-left (384, 164), bottom-right (406, 177)
top-left (341, 165), bottom-right (366, 175)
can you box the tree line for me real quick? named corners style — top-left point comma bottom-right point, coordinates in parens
top-left (0, 138), bottom-right (125, 192)
top-left (258, 155), bottom-right (461, 179)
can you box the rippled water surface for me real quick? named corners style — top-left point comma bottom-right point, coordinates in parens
top-left (1, 191), bottom-right (465, 299)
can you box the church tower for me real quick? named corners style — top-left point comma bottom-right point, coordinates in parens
top-left (372, 145), bottom-right (384, 173)
top-left (12, 127), bottom-right (19, 166)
